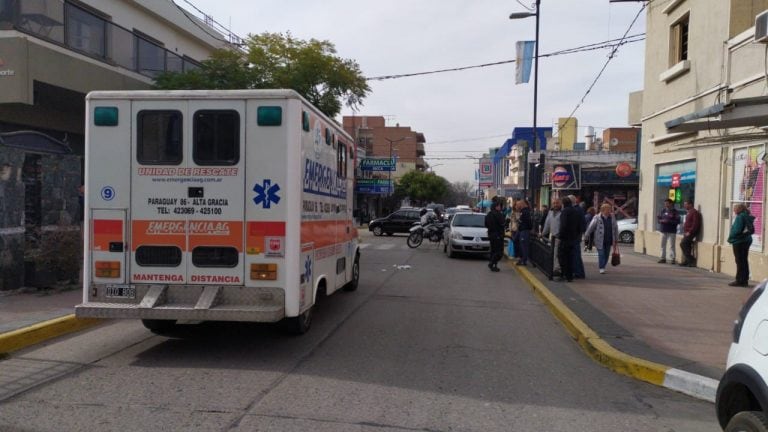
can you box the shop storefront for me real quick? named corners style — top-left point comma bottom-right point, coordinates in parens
top-left (732, 144), bottom-right (765, 251)
top-left (655, 160), bottom-right (696, 229)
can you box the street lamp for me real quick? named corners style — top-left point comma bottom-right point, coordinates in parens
top-left (383, 136), bottom-right (411, 196)
top-left (510, 0), bottom-right (540, 205)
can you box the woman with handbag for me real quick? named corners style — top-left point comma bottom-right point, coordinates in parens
top-left (584, 204), bottom-right (619, 274)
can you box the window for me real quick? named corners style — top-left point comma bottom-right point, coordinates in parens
top-left (137, 110), bottom-right (182, 165)
top-left (66, 3), bottom-right (106, 57)
top-left (192, 247), bottom-right (238, 267)
top-left (193, 110), bottom-right (239, 165)
top-left (654, 160), bottom-right (696, 234)
top-left (136, 246), bottom-right (182, 267)
top-left (731, 145), bottom-right (765, 251)
top-left (669, 13), bottom-right (689, 66)
top-left (166, 52), bottom-right (183, 73)
top-left (136, 34), bottom-right (165, 77)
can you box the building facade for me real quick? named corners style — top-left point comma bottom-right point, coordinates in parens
top-left (0, 0), bottom-right (231, 289)
top-left (343, 116), bottom-right (426, 217)
top-left (635, 0), bottom-right (768, 281)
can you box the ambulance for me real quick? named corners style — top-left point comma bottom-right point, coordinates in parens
top-left (75, 90), bottom-right (360, 334)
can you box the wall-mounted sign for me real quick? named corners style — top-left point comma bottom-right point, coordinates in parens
top-left (549, 164), bottom-right (581, 190)
top-left (0, 57), bottom-right (15, 77)
top-left (615, 162), bottom-right (633, 178)
top-left (360, 158), bottom-right (396, 172)
top-left (479, 158), bottom-right (493, 188)
top-left (354, 178), bottom-right (392, 194)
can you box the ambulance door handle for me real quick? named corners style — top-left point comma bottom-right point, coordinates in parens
top-left (109, 242), bottom-right (124, 252)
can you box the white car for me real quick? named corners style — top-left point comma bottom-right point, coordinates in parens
top-left (617, 218), bottom-right (637, 243)
top-left (443, 212), bottom-right (490, 258)
top-left (716, 279), bottom-right (768, 431)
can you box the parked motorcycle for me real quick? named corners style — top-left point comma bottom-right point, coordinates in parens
top-left (407, 220), bottom-right (446, 248)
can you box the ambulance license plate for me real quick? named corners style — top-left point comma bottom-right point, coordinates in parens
top-left (105, 285), bottom-right (135, 299)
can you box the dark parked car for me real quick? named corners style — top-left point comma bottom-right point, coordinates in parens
top-left (368, 208), bottom-right (423, 236)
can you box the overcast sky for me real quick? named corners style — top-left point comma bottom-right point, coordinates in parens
top-left (181, 0), bottom-right (647, 184)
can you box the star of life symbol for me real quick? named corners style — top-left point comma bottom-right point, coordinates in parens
top-left (253, 179), bottom-right (281, 209)
top-left (304, 255), bottom-right (312, 284)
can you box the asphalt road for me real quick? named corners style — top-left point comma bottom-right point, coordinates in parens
top-left (0, 230), bottom-right (720, 431)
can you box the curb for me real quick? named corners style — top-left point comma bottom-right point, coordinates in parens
top-left (0, 315), bottom-right (102, 356)
top-left (513, 263), bottom-right (719, 403)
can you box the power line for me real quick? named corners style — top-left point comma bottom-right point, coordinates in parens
top-left (365, 34), bottom-right (645, 81)
top-left (555, 4), bottom-right (647, 137)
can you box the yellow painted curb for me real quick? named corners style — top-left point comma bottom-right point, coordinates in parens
top-left (514, 264), bottom-right (669, 386)
top-left (0, 315), bottom-right (102, 355)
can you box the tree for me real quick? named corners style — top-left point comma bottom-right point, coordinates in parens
top-left (394, 171), bottom-right (450, 205)
top-left (444, 181), bottom-right (475, 206)
top-left (154, 32), bottom-right (370, 118)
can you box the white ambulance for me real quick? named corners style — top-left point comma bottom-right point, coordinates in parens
top-left (75, 90), bottom-right (360, 334)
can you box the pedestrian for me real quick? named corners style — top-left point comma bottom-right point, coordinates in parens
top-left (584, 204), bottom-right (619, 274)
top-left (485, 197), bottom-right (506, 272)
top-left (540, 205), bottom-right (549, 233)
top-left (568, 195), bottom-right (587, 279)
top-left (657, 198), bottom-right (681, 264)
top-left (584, 207), bottom-right (596, 251)
top-left (727, 203), bottom-right (755, 287)
top-left (557, 196), bottom-right (582, 282)
top-left (679, 199), bottom-right (701, 267)
top-left (541, 199), bottom-right (562, 275)
top-left (516, 200), bottom-right (533, 266)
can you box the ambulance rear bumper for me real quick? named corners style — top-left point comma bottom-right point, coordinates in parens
top-left (75, 284), bottom-right (286, 322)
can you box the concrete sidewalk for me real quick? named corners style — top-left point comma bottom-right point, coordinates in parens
top-left (513, 244), bottom-right (755, 402)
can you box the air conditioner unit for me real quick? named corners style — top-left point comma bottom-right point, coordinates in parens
top-left (755, 10), bottom-right (768, 43)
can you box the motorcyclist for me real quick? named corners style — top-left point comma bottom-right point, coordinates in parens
top-left (420, 208), bottom-right (433, 226)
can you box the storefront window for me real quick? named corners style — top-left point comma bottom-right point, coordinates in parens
top-left (732, 145), bottom-right (765, 251)
top-left (655, 160), bottom-right (696, 234)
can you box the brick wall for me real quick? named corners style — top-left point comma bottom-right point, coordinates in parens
top-left (603, 128), bottom-right (640, 153)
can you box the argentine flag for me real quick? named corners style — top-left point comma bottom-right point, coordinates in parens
top-left (516, 41), bottom-right (535, 84)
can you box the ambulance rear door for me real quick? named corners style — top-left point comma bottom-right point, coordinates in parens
top-left (129, 99), bottom-right (245, 285)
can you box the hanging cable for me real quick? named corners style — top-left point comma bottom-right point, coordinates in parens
top-left (365, 34), bottom-right (645, 81)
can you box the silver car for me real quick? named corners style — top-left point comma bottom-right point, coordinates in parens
top-left (443, 212), bottom-right (490, 258)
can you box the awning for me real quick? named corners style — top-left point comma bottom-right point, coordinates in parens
top-left (665, 96), bottom-right (768, 132)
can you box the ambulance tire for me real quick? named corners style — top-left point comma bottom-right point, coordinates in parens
top-left (286, 307), bottom-right (313, 335)
top-left (142, 319), bottom-right (177, 334)
top-left (344, 255), bottom-right (360, 291)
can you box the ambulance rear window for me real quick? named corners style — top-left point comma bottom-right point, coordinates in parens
top-left (192, 247), bottom-right (238, 267)
top-left (136, 246), bottom-right (182, 267)
top-left (194, 110), bottom-right (240, 165)
top-left (137, 111), bottom-right (182, 165)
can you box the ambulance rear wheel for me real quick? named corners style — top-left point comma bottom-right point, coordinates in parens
top-left (142, 319), bottom-right (177, 334)
top-left (287, 307), bottom-right (313, 335)
top-left (344, 255), bottom-right (360, 292)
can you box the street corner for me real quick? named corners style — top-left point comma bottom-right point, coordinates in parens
top-left (508, 262), bottom-right (718, 402)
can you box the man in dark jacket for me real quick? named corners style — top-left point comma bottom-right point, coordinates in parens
top-left (657, 198), bottom-right (681, 264)
top-left (679, 199), bottom-right (701, 267)
top-left (727, 204), bottom-right (755, 287)
top-left (485, 197), bottom-right (506, 272)
top-left (516, 200), bottom-right (533, 266)
top-left (557, 197), bottom-right (582, 282)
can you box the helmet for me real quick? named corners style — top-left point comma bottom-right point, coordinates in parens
top-left (420, 208), bottom-right (428, 216)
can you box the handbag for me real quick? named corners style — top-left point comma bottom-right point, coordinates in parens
top-left (611, 245), bottom-right (621, 266)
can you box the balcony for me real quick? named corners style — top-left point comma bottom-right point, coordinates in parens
top-left (416, 143), bottom-right (425, 156)
top-left (415, 158), bottom-right (427, 169)
top-left (1, 0), bottom-right (203, 78)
